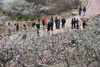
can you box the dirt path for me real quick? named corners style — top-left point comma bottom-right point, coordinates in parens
top-left (64, 0), bottom-right (100, 30)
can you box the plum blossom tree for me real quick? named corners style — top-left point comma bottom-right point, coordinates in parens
top-left (68, 15), bottom-right (100, 66)
top-left (3, 0), bottom-right (49, 16)
top-left (0, 15), bottom-right (100, 67)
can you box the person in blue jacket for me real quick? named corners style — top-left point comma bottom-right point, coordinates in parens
top-left (73, 18), bottom-right (76, 28)
top-left (50, 16), bottom-right (53, 31)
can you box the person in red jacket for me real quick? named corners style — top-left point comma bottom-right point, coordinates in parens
top-left (44, 17), bottom-right (47, 25)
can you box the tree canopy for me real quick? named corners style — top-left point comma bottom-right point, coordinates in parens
top-left (3, 0), bottom-right (48, 16)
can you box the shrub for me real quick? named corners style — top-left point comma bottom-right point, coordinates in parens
top-left (29, 16), bottom-right (37, 21)
top-left (23, 16), bottom-right (28, 21)
top-left (17, 15), bottom-right (23, 20)
top-left (16, 15), bottom-right (37, 21)
top-left (10, 14), bottom-right (17, 20)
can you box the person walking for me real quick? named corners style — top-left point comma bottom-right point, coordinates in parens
top-left (79, 6), bottom-right (82, 16)
top-left (83, 6), bottom-right (86, 16)
top-left (81, 17), bottom-right (86, 28)
top-left (14, 24), bottom-right (17, 33)
top-left (71, 18), bottom-right (74, 29)
top-left (57, 18), bottom-right (60, 29)
top-left (32, 20), bottom-right (36, 31)
top-left (16, 23), bottom-right (19, 31)
top-left (73, 18), bottom-right (76, 28)
top-left (61, 17), bottom-right (66, 28)
top-left (38, 18), bottom-right (40, 24)
top-left (55, 17), bottom-right (58, 29)
top-left (32, 20), bottom-right (35, 27)
top-left (47, 22), bottom-right (51, 35)
top-left (42, 19), bottom-right (45, 30)
top-left (50, 16), bottom-right (54, 31)
top-left (83, 20), bottom-right (86, 28)
top-left (47, 22), bottom-right (51, 32)
top-left (36, 19), bottom-right (40, 36)
top-left (76, 19), bottom-right (79, 29)
top-left (23, 24), bottom-right (27, 39)
top-left (8, 23), bottom-right (12, 36)
top-left (44, 17), bottom-right (47, 26)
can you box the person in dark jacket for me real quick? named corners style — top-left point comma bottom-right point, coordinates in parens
top-left (83, 20), bottom-right (86, 28)
top-left (73, 18), bottom-right (76, 28)
top-left (32, 20), bottom-right (35, 27)
top-left (50, 16), bottom-right (53, 31)
top-left (55, 17), bottom-right (58, 29)
top-left (79, 6), bottom-right (82, 16)
top-left (81, 18), bottom-right (86, 28)
top-left (83, 6), bottom-right (86, 16)
top-left (8, 23), bottom-right (12, 36)
top-left (16, 23), bottom-right (19, 31)
top-left (71, 18), bottom-right (74, 29)
top-left (61, 18), bottom-right (66, 28)
top-left (76, 19), bottom-right (79, 29)
top-left (14, 24), bottom-right (17, 33)
top-left (57, 18), bottom-right (60, 29)
top-left (42, 19), bottom-right (45, 30)
top-left (23, 24), bottom-right (27, 39)
top-left (36, 20), bottom-right (40, 36)
top-left (47, 22), bottom-right (51, 32)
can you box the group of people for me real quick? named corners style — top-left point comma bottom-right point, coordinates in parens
top-left (8, 22), bottom-right (27, 38)
top-left (7, 6), bottom-right (87, 38)
top-left (79, 6), bottom-right (86, 16)
top-left (70, 6), bottom-right (87, 29)
top-left (8, 16), bottom-right (87, 38)
top-left (71, 17), bottom-right (88, 29)
top-left (71, 18), bottom-right (79, 29)
top-left (31, 16), bottom-right (66, 36)
top-left (14, 23), bottom-right (19, 32)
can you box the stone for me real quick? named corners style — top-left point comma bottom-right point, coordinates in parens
top-left (72, 11), bottom-right (78, 15)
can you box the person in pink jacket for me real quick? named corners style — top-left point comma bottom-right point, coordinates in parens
top-left (44, 17), bottom-right (47, 24)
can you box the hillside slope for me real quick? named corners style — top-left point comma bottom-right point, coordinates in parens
top-left (2, 0), bottom-right (15, 2)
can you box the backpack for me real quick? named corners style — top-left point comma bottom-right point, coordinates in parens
top-left (85, 21), bottom-right (87, 24)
